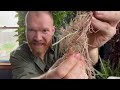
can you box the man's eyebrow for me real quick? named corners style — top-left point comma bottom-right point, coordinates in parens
top-left (27, 27), bottom-right (35, 31)
top-left (43, 27), bottom-right (50, 30)
top-left (44, 28), bottom-right (49, 29)
top-left (27, 27), bottom-right (32, 29)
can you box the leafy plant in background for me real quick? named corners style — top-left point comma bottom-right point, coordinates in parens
top-left (52, 11), bottom-right (76, 29)
top-left (95, 56), bottom-right (120, 79)
top-left (15, 11), bottom-right (27, 46)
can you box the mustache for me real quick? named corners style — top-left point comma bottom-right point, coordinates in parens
top-left (30, 40), bottom-right (46, 45)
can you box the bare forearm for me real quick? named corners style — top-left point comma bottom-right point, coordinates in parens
top-left (88, 48), bottom-right (99, 65)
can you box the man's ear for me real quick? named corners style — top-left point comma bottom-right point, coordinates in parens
top-left (52, 26), bottom-right (55, 33)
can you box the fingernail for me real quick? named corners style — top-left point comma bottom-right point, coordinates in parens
top-left (91, 16), bottom-right (95, 20)
top-left (95, 11), bottom-right (104, 15)
top-left (91, 16), bottom-right (96, 22)
top-left (75, 53), bottom-right (80, 59)
top-left (96, 11), bottom-right (101, 13)
top-left (96, 11), bottom-right (103, 13)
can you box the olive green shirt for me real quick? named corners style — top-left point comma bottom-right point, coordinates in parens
top-left (9, 36), bottom-right (62, 79)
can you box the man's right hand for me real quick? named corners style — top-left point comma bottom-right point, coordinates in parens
top-left (32, 53), bottom-right (88, 79)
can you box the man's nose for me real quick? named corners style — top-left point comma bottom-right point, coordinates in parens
top-left (34, 32), bottom-right (43, 41)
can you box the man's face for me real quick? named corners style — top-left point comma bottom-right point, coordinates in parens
top-left (26, 13), bottom-right (55, 56)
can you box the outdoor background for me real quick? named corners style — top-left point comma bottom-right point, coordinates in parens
top-left (0, 11), bottom-right (18, 61)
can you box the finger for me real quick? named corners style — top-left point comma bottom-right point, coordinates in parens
top-left (50, 48), bottom-right (75, 69)
top-left (91, 16), bottom-right (116, 36)
top-left (93, 11), bottom-right (120, 26)
top-left (63, 60), bottom-right (88, 79)
top-left (94, 11), bottom-right (113, 21)
top-left (47, 53), bottom-right (79, 79)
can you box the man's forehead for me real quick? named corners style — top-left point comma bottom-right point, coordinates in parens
top-left (27, 11), bottom-right (52, 17)
top-left (26, 11), bottom-right (54, 26)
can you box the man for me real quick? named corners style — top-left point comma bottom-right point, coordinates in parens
top-left (10, 11), bottom-right (120, 79)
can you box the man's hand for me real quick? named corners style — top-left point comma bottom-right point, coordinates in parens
top-left (32, 53), bottom-right (88, 79)
top-left (87, 11), bottom-right (120, 65)
top-left (88, 11), bottom-right (120, 49)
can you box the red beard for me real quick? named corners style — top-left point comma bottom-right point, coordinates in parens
top-left (28, 40), bottom-right (52, 57)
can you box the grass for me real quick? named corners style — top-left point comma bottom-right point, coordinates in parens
top-left (95, 56), bottom-right (120, 79)
top-left (0, 42), bottom-right (15, 54)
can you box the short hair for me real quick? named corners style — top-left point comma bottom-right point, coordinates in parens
top-left (25, 11), bottom-right (54, 25)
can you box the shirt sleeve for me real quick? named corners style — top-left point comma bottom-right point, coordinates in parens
top-left (9, 52), bottom-right (42, 79)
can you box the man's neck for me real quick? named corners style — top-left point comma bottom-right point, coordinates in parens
top-left (36, 48), bottom-right (48, 63)
top-left (39, 53), bottom-right (46, 62)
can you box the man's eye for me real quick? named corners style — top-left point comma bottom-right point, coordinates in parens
top-left (29, 29), bottom-right (34, 31)
top-left (43, 29), bottom-right (49, 32)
